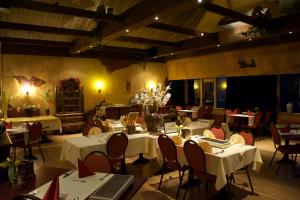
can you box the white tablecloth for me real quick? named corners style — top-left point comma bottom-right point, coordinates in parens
top-left (60, 132), bottom-right (159, 166)
top-left (29, 171), bottom-right (113, 200)
top-left (173, 136), bottom-right (263, 190)
top-left (226, 114), bottom-right (254, 127)
top-left (2, 116), bottom-right (62, 133)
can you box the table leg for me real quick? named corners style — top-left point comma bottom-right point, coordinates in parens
top-left (39, 131), bottom-right (52, 143)
top-left (276, 137), bottom-right (294, 164)
top-left (24, 146), bottom-right (37, 160)
top-left (132, 153), bottom-right (150, 164)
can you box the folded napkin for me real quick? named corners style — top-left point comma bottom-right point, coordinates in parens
top-left (280, 123), bottom-right (290, 133)
top-left (203, 130), bottom-right (216, 139)
top-left (78, 159), bottom-right (95, 178)
top-left (88, 127), bottom-right (102, 136)
top-left (42, 176), bottom-right (59, 200)
top-left (229, 134), bottom-right (245, 145)
top-left (198, 142), bottom-right (213, 153)
top-left (171, 135), bottom-right (183, 145)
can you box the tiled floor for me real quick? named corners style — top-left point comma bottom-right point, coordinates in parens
top-left (14, 134), bottom-right (300, 200)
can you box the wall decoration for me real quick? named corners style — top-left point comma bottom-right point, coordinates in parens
top-left (238, 59), bottom-right (256, 68)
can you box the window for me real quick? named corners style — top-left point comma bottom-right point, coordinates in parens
top-left (216, 77), bottom-right (227, 108)
top-left (202, 79), bottom-right (214, 106)
top-left (280, 74), bottom-right (300, 113)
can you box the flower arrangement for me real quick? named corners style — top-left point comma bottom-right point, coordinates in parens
top-left (133, 82), bottom-right (171, 111)
top-left (175, 116), bottom-right (184, 136)
top-left (0, 157), bottom-right (21, 184)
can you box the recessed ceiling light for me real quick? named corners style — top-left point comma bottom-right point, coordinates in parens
top-left (77, 50), bottom-right (80, 53)
top-left (89, 45), bottom-right (93, 48)
top-left (125, 29), bottom-right (130, 33)
top-left (171, 53), bottom-right (174, 56)
top-left (217, 44), bottom-right (220, 47)
top-left (198, 0), bottom-right (203, 3)
top-left (153, 56), bottom-right (157, 59)
top-left (289, 31), bottom-right (293, 34)
top-left (248, 38), bottom-right (252, 41)
top-left (154, 16), bottom-right (159, 21)
top-left (200, 32), bottom-right (204, 37)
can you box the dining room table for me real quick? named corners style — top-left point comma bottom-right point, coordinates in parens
top-left (277, 129), bottom-right (300, 163)
top-left (163, 135), bottom-right (263, 191)
top-left (0, 166), bottom-right (146, 200)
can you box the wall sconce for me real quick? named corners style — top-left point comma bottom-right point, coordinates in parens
top-left (221, 81), bottom-right (227, 90)
top-left (20, 82), bottom-right (35, 95)
top-left (95, 81), bottom-right (104, 93)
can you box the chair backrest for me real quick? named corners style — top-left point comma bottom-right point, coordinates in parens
top-left (198, 106), bottom-right (205, 118)
top-left (270, 123), bottom-right (281, 146)
top-left (233, 108), bottom-right (240, 114)
top-left (83, 151), bottom-right (114, 173)
top-left (106, 132), bottom-right (128, 159)
top-left (263, 111), bottom-right (272, 124)
top-left (83, 124), bottom-right (102, 136)
top-left (210, 127), bottom-right (225, 140)
top-left (95, 119), bottom-right (105, 132)
top-left (211, 120), bottom-right (222, 129)
top-left (158, 134), bottom-right (177, 163)
top-left (28, 122), bottom-right (42, 141)
top-left (3, 120), bottom-right (13, 129)
top-left (253, 111), bottom-right (263, 127)
top-left (12, 194), bottom-right (41, 200)
top-left (184, 140), bottom-right (206, 173)
top-left (205, 106), bottom-right (213, 119)
top-left (239, 130), bottom-right (254, 145)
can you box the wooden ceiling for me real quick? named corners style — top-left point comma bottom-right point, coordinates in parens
top-left (0, 0), bottom-right (299, 62)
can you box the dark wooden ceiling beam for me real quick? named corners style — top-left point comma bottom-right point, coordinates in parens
top-left (198, 1), bottom-right (264, 26)
top-left (156, 33), bottom-right (219, 57)
top-left (0, 21), bottom-right (93, 37)
top-left (3, 0), bottom-right (123, 23)
top-left (72, 0), bottom-right (199, 53)
top-left (0, 37), bottom-right (72, 47)
top-left (118, 36), bottom-right (180, 48)
top-left (96, 45), bottom-right (149, 55)
top-left (147, 22), bottom-right (207, 36)
top-left (164, 32), bottom-right (300, 61)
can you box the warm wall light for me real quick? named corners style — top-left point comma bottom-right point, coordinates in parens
top-left (20, 82), bottom-right (35, 95)
top-left (221, 81), bottom-right (227, 90)
top-left (194, 83), bottom-right (199, 90)
top-left (95, 81), bottom-right (104, 93)
top-left (147, 81), bottom-right (156, 90)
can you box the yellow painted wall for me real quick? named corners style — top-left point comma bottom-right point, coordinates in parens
top-left (167, 41), bottom-right (300, 80)
top-left (2, 55), bottom-right (167, 115)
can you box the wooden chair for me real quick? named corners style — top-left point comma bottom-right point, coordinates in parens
top-left (12, 194), bottom-right (41, 200)
top-left (198, 106), bottom-right (205, 119)
top-left (205, 106), bottom-right (213, 119)
top-left (183, 140), bottom-right (216, 199)
top-left (83, 151), bottom-right (114, 173)
top-left (12, 122), bottom-right (45, 162)
top-left (260, 111), bottom-right (272, 137)
top-left (210, 127), bottom-right (226, 140)
top-left (158, 134), bottom-right (188, 198)
top-left (106, 132), bottom-right (128, 174)
top-left (230, 130), bottom-right (255, 193)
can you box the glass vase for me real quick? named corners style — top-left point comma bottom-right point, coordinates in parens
top-left (8, 166), bottom-right (18, 185)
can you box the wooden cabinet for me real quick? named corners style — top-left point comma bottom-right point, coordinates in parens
top-left (56, 78), bottom-right (83, 113)
top-left (56, 78), bottom-right (84, 133)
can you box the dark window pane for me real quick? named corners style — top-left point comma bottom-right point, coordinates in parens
top-left (217, 77), bottom-right (227, 108)
top-left (202, 79), bottom-right (214, 106)
top-left (280, 74), bottom-right (300, 113)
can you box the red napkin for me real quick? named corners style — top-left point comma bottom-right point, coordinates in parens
top-left (4, 121), bottom-right (12, 129)
top-left (281, 124), bottom-right (290, 133)
top-left (42, 176), bottom-right (59, 200)
top-left (247, 111), bottom-right (253, 116)
top-left (225, 110), bottom-right (232, 115)
top-left (78, 159), bottom-right (95, 178)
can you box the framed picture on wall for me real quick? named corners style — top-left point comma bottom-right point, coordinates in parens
top-left (126, 81), bottom-right (131, 92)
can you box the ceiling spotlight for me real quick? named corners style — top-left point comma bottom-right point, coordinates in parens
top-left (197, 0), bottom-right (203, 3)
top-left (153, 56), bottom-right (157, 59)
top-left (170, 53), bottom-right (174, 56)
top-left (89, 45), bottom-right (93, 48)
top-left (289, 31), bottom-right (293, 34)
top-left (200, 32), bottom-right (204, 37)
top-left (217, 44), bottom-right (220, 47)
top-left (77, 50), bottom-right (80, 53)
top-left (125, 29), bottom-right (130, 33)
top-left (154, 16), bottom-right (159, 21)
top-left (248, 38), bottom-right (252, 41)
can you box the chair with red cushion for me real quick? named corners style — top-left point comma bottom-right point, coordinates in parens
top-left (106, 132), bottom-right (128, 174)
top-left (230, 130), bottom-right (255, 193)
top-left (205, 106), bottom-right (213, 119)
top-left (210, 127), bottom-right (226, 140)
top-left (260, 111), bottom-right (272, 137)
top-left (158, 134), bottom-right (188, 198)
top-left (175, 106), bottom-right (183, 111)
top-left (83, 151), bottom-right (114, 173)
top-left (198, 106), bottom-right (206, 119)
top-left (12, 122), bottom-right (45, 162)
top-left (183, 140), bottom-right (216, 199)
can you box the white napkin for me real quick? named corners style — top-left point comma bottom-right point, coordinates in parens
top-left (203, 130), bottom-right (216, 139)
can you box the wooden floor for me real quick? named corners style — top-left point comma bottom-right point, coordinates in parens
top-left (14, 134), bottom-right (300, 200)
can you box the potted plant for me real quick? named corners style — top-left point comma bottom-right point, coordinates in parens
top-left (0, 157), bottom-right (21, 184)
